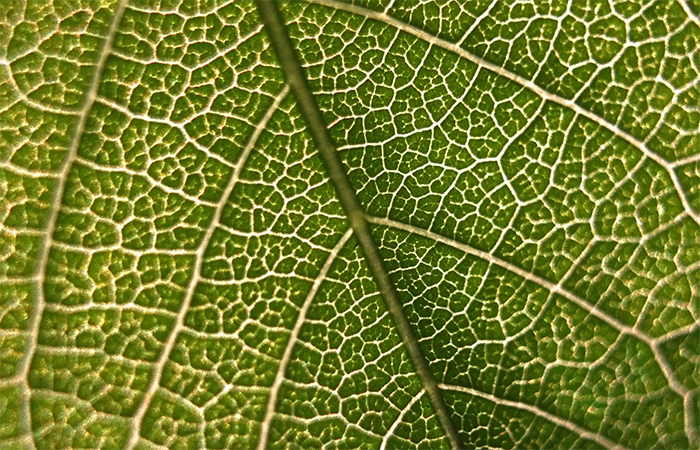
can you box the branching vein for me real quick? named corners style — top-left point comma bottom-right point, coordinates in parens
top-left (123, 84), bottom-right (290, 450)
top-left (256, 227), bottom-right (353, 450)
top-left (439, 383), bottom-right (629, 450)
top-left (254, 1), bottom-right (465, 449)
top-left (302, 0), bottom-right (700, 227)
top-left (16, 0), bottom-right (130, 446)
top-left (368, 215), bottom-right (696, 445)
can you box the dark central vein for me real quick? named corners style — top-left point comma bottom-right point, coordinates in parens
top-left (253, 2), bottom-right (464, 449)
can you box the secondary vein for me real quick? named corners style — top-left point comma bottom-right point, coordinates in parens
top-left (123, 84), bottom-right (290, 450)
top-left (302, 0), bottom-right (700, 228)
top-left (17, 0), bottom-right (130, 447)
top-left (439, 384), bottom-right (629, 450)
top-left (256, 227), bottom-right (354, 450)
top-left (252, 2), bottom-right (465, 449)
top-left (368, 214), bottom-right (696, 446)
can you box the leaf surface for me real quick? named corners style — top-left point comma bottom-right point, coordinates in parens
top-left (0, 0), bottom-right (699, 449)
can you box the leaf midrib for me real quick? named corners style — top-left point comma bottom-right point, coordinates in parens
top-left (253, 2), bottom-right (466, 449)
top-left (367, 214), bottom-right (695, 441)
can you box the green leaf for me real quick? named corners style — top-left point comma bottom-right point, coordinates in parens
top-left (1, 0), bottom-right (699, 449)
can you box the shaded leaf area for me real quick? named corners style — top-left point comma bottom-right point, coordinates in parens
top-left (0, 0), bottom-right (698, 449)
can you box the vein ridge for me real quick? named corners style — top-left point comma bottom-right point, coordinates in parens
top-left (123, 84), bottom-right (290, 450)
top-left (380, 391), bottom-right (426, 450)
top-left (253, 2), bottom-right (465, 449)
top-left (677, 0), bottom-right (700, 30)
top-left (302, 0), bottom-right (700, 227)
top-left (438, 383), bottom-right (629, 450)
top-left (256, 227), bottom-right (354, 450)
top-left (368, 215), bottom-right (696, 445)
top-left (16, 0), bottom-right (131, 447)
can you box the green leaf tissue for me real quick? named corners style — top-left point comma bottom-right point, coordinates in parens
top-left (0, 0), bottom-right (698, 449)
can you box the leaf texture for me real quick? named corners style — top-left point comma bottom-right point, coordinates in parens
top-left (0, 0), bottom-right (699, 449)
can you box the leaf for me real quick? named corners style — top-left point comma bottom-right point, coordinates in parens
top-left (0, 0), bottom-right (699, 449)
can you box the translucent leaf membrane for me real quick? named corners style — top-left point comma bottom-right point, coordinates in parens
top-left (20, 0), bottom-right (348, 447)
top-left (374, 224), bottom-right (687, 449)
top-left (1, 0), bottom-right (699, 448)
